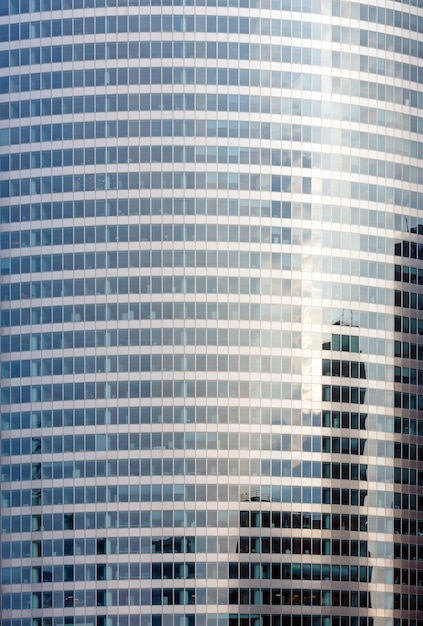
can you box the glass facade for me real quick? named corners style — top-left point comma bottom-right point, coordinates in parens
top-left (0, 0), bottom-right (423, 625)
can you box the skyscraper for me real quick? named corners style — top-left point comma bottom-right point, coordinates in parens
top-left (1, 0), bottom-right (423, 625)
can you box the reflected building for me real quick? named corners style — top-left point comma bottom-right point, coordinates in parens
top-left (0, 1), bottom-right (423, 626)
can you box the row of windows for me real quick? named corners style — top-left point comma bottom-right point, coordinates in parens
top-left (1, 588), bottom-right (201, 610)
top-left (32, 557), bottom-right (413, 584)
top-left (0, 327), bottom-right (302, 359)
top-left (392, 414), bottom-right (421, 435)
top-left (394, 339), bottom-right (423, 359)
top-left (150, 587), bottom-right (372, 608)
top-left (0, 405), bottom-right (381, 433)
top-left (4, 14), bottom-right (320, 39)
top-left (2, 589), bottom-right (410, 611)
top-left (323, 461), bottom-right (369, 481)
top-left (2, 512), bottom-right (74, 534)
top-left (0, 587), bottom-right (377, 609)
top-left (73, 407), bottom-right (317, 447)
top-left (0, 249), bottom-right (300, 277)
top-left (240, 510), bottom-right (416, 535)
top-left (394, 365), bottom-right (423, 384)
top-left (2, 433), bottom-right (414, 480)
top-left (312, 45), bottom-right (418, 85)
top-left (393, 390), bottom-right (423, 409)
top-left (359, 27), bottom-right (423, 60)
top-left (324, 332), bottom-right (423, 361)
top-left (1, 458), bottom-right (321, 483)
top-left (0, 509), bottom-right (366, 534)
top-left (323, 461), bottom-right (420, 486)
top-left (322, 410), bottom-right (417, 436)
top-left (3, 534), bottom-right (422, 562)
top-left (6, 0), bottom-right (294, 14)
top-left (0, 171), bottom-right (309, 198)
top-left (235, 536), bottom-right (417, 560)
top-left (2, 66), bottom-right (423, 136)
top-left (323, 334), bottom-right (360, 352)
top-left (323, 435), bottom-right (367, 456)
top-left (349, 179), bottom-right (423, 209)
top-left (395, 238), bottom-right (423, 259)
top-left (0, 279), bottom-right (403, 309)
top-left (2, 176), bottom-right (421, 223)
top-left (4, 0), bottom-right (291, 14)
top-left (0, 120), bottom-right (421, 183)
top-left (0, 562), bottom-right (378, 585)
top-left (0, 221), bottom-right (294, 249)
top-left (20, 588), bottom-right (372, 608)
top-left (1, 118), bottom-right (329, 146)
top-left (2, 159), bottom-right (421, 210)
top-left (1, 310), bottom-right (394, 358)
top-left (395, 263), bottom-right (423, 283)
top-left (0, 614), bottom-right (333, 626)
top-left (3, 119), bottom-right (420, 167)
top-left (4, 147), bottom-right (423, 193)
top-left (320, 231), bottom-right (394, 259)
top-left (322, 386), bottom-right (367, 405)
top-left (322, 360), bottom-right (367, 379)
top-left (0, 300), bottom-right (303, 329)
top-left (0, 197), bottom-right (415, 237)
top-left (28, 615), bottom-right (423, 626)
top-left (389, 466), bottom-right (419, 486)
top-left (1, 485), bottom-right (379, 508)
top-left (16, 614), bottom-right (423, 626)
top-left (6, 37), bottom-right (423, 82)
top-left (0, 379), bottom-right (302, 405)
top-left (398, 246), bottom-right (423, 270)
top-left (2, 431), bottom-right (319, 457)
top-left (322, 378), bottom-right (423, 411)
top-left (0, 0), bottom-right (328, 13)
top-left (0, 406), bottom-right (412, 434)
top-left (2, 145), bottom-right (313, 171)
top-left (395, 315), bottom-right (423, 335)
top-left (0, 297), bottom-right (405, 336)
top-left (3, 90), bottom-right (422, 135)
top-left (9, 457), bottom-right (419, 486)
top-left (4, 509), bottom-right (416, 536)
top-left (0, 196), bottom-right (294, 222)
top-left (0, 534), bottom-right (370, 560)
top-left (1, 65), bottom-right (331, 99)
top-left (0, 330), bottom-right (298, 361)
top-left (135, 588), bottom-right (422, 610)
top-left (0, 353), bottom-right (298, 379)
top-left (9, 458), bottom-right (419, 485)
top-left (4, 0), bottom-right (423, 17)
top-left (7, 42), bottom-right (423, 95)
top-left (8, 359), bottom-right (392, 394)
top-left (0, 225), bottom-right (396, 262)
top-left (395, 288), bottom-right (423, 311)
top-left (3, 40), bottom-right (423, 89)
top-left (3, 10), bottom-right (423, 45)
top-left (0, 457), bottom-right (323, 481)
top-left (0, 301), bottom-right (402, 338)
top-left (324, 435), bottom-right (420, 461)
top-left (0, 275), bottom-right (261, 304)
top-left (4, 485), bottom-right (417, 509)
